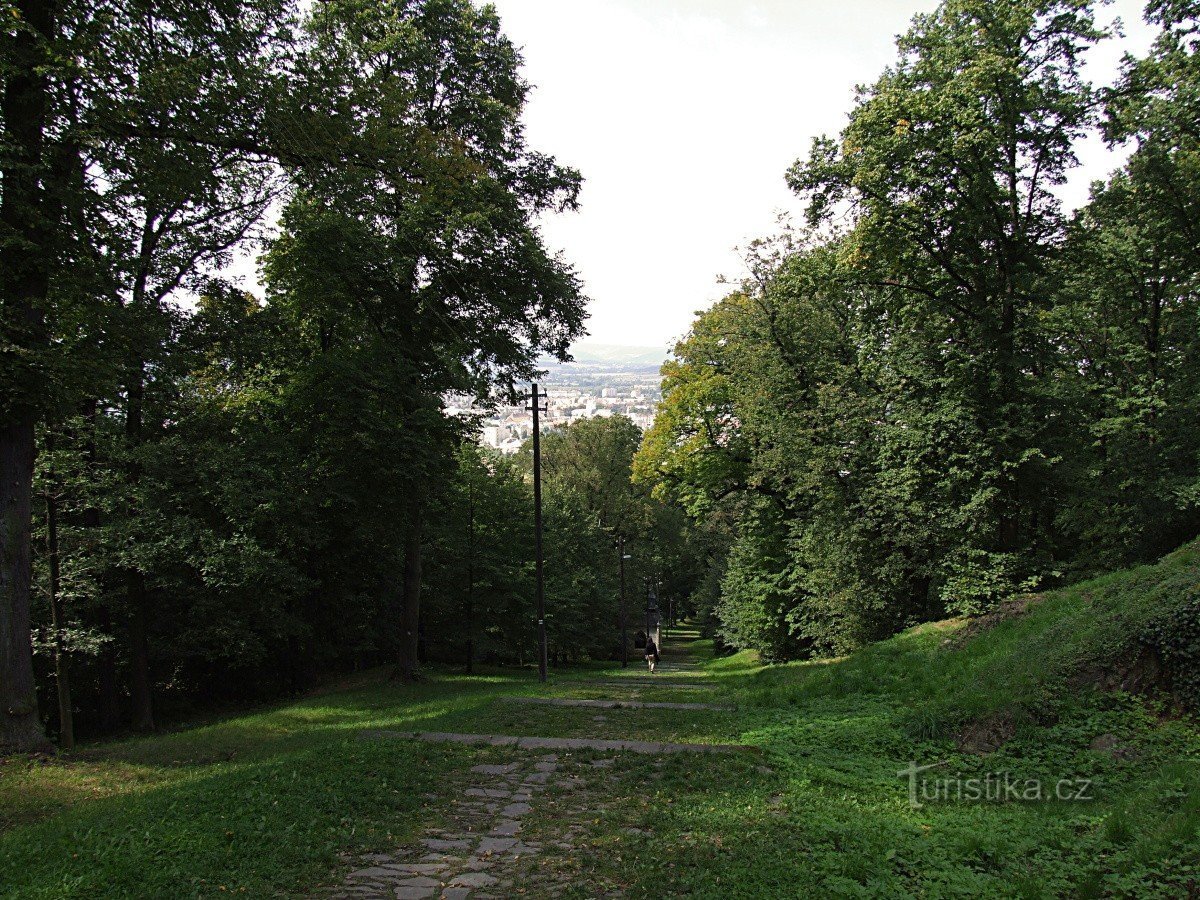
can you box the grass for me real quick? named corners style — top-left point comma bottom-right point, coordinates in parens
top-left (0, 676), bottom-right (506, 897)
top-left (2, 545), bottom-right (1199, 897)
top-left (566, 543), bottom-right (1200, 898)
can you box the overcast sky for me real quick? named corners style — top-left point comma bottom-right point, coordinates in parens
top-left (485, 0), bottom-right (1158, 352)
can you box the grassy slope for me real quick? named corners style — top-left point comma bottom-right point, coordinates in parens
top-left (595, 543), bottom-right (1200, 898)
top-left (2, 546), bottom-right (1198, 898)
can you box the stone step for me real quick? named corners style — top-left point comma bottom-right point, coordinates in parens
top-left (504, 697), bottom-right (733, 711)
top-left (570, 679), bottom-right (713, 690)
top-left (360, 729), bottom-right (750, 755)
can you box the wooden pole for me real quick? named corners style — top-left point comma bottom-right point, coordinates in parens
top-left (529, 384), bottom-right (547, 682)
top-left (618, 534), bottom-right (628, 667)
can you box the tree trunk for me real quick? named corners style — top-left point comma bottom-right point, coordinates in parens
top-left (128, 570), bottom-right (154, 731)
top-left (465, 481), bottom-right (474, 674)
top-left (1, 422), bottom-right (49, 751)
top-left (123, 359), bottom-right (154, 732)
top-left (44, 451), bottom-right (73, 750)
top-left (395, 499), bottom-right (423, 681)
top-left (0, 0), bottom-right (57, 754)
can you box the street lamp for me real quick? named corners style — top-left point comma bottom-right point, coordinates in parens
top-left (645, 581), bottom-right (660, 652)
top-left (617, 535), bottom-right (631, 667)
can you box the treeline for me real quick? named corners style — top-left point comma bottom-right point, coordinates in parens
top-left (635, 0), bottom-right (1200, 660)
top-left (0, 0), bottom-right (696, 752)
top-left (423, 418), bottom-right (701, 670)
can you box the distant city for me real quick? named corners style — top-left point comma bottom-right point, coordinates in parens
top-left (447, 343), bottom-right (669, 454)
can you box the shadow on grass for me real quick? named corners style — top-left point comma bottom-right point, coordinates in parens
top-left (0, 733), bottom-right (471, 899)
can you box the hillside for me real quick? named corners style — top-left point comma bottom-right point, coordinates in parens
top-left (1, 545), bottom-right (1197, 897)
top-left (567, 343), bottom-right (671, 368)
top-left (538, 343), bottom-right (671, 375)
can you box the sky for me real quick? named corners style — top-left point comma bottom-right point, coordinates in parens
top-left (484, 0), bottom-right (1159, 352)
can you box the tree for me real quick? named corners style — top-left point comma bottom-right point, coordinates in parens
top-left (263, 0), bottom-right (585, 679)
top-left (3, 0), bottom-right (291, 748)
top-left (636, 0), bottom-right (1200, 663)
top-left (423, 444), bottom-right (534, 669)
top-left (2, 0), bottom-right (63, 752)
top-left (788, 0), bottom-right (1103, 605)
top-left (9, 0), bottom-right (585, 744)
top-left (1042, 0), bottom-right (1200, 570)
top-left (92, 1), bottom-right (282, 732)
top-left (528, 415), bottom-right (699, 661)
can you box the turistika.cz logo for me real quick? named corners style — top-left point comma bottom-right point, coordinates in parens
top-left (898, 761), bottom-right (1096, 809)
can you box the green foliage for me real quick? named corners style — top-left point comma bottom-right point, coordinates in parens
top-left (422, 445), bottom-right (535, 665)
top-left (1141, 595), bottom-right (1200, 710)
top-left (636, 0), bottom-right (1200, 662)
top-left (513, 415), bottom-right (705, 662)
top-left (13, 0), bottom-right (589, 741)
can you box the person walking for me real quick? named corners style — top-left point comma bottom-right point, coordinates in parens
top-left (645, 636), bottom-right (659, 673)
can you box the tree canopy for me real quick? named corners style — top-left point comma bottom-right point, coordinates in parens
top-left (636, 0), bottom-right (1200, 660)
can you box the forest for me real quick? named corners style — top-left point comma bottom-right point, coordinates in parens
top-left (3, 0), bottom-right (1200, 896)
top-left (636, 0), bottom-right (1200, 666)
top-left (2, 0), bottom-right (1198, 765)
top-left (0, 0), bottom-right (707, 752)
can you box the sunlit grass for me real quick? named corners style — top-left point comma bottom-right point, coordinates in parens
top-left (3, 547), bottom-right (1198, 897)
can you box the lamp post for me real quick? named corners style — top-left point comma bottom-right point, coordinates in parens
top-left (618, 535), bottom-right (631, 667)
top-left (645, 581), bottom-right (660, 652)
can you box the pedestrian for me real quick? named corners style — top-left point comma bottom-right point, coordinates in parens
top-left (645, 636), bottom-right (659, 673)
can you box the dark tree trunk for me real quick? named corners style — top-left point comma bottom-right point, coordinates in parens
top-left (1, 422), bottom-right (49, 751)
top-left (127, 569), bottom-right (153, 731)
top-left (0, 0), bottom-right (56, 754)
top-left (465, 480), bottom-right (474, 674)
top-left (395, 499), bottom-right (423, 681)
top-left (44, 450), bottom-right (73, 750)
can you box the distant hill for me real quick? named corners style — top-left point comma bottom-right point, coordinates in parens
top-left (555, 343), bottom-right (671, 369)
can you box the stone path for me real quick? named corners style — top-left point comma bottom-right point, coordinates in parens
top-left (504, 697), bottom-right (733, 711)
top-left (325, 627), bottom-right (732, 899)
top-left (328, 755), bottom-right (560, 899)
top-left (572, 679), bottom-right (711, 690)
top-left (360, 729), bottom-right (747, 754)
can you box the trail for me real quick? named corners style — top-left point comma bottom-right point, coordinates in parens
top-left (321, 626), bottom-right (742, 899)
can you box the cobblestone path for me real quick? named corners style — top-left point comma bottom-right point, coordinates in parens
top-left (320, 626), bottom-right (730, 899)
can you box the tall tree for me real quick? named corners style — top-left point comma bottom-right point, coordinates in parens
top-left (93, 1), bottom-right (282, 731)
top-left (788, 0), bottom-right (1103, 603)
top-left (1, 0), bottom-right (60, 752)
top-left (3, 0), bottom-right (291, 747)
top-left (264, 0), bottom-right (585, 679)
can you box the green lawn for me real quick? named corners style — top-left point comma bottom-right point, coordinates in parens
top-left (3, 546), bottom-right (1198, 898)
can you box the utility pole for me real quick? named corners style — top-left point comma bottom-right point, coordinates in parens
top-left (527, 383), bottom-right (548, 682)
top-left (465, 476), bottom-right (474, 675)
top-left (618, 534), bottom-right (628, 667)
